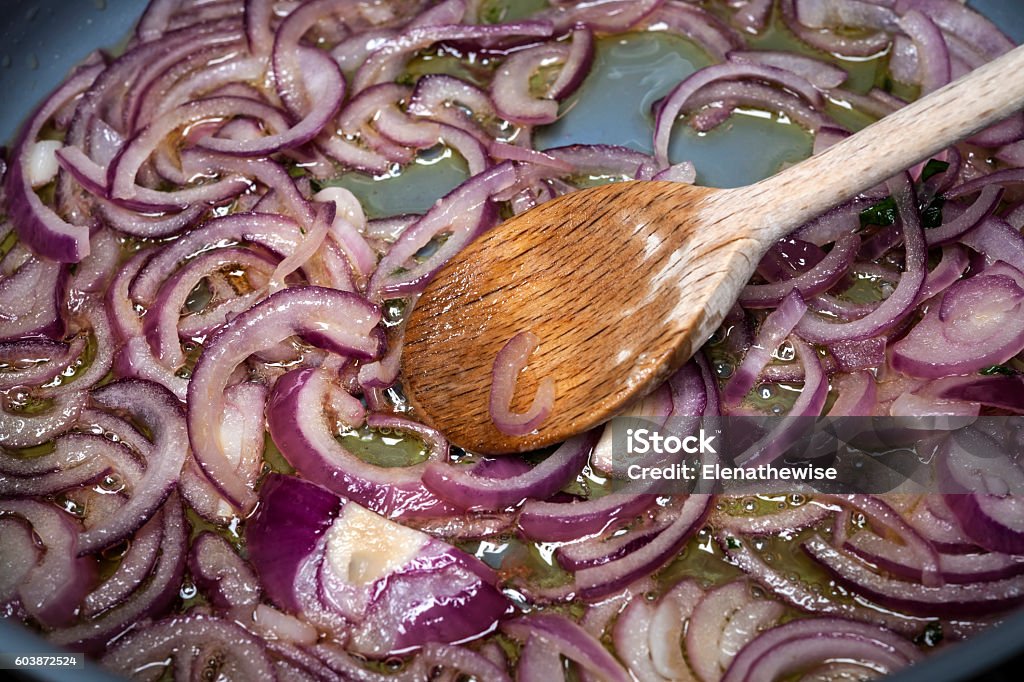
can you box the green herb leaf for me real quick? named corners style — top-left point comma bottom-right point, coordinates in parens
top-left (920, 159), bottom-right (950, 183)
top-left (921, 196), bottom-right (945, 229)
top-left (859, 196), bottom-right (897, 228)
top-left (980, 364), bottom-right (1016, 376)
top-left (726, 536), bottom-right (741, 549)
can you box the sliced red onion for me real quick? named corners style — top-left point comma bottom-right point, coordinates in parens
top-left (686, 80), bottom-right (831, 134)
top-left (960, 216), bottom-right (1024, 273)
top-left (925, 184), bottom-right (1003, 246)
top-left (0, 498), bottom-right (95, 628)
top-left (421, 642), bottom-right (512, 682)
top-left (423, 433), bottom-right (593, 511)
top-left (557, 498), bottom-right (683, 571)
top-left (5, 64), bottom-right (103, 262)
top-left (647, 579), bottom-right (704, 680)
top-left (917, 244), bottom-right (969, 301)
top-left (904, 495), bottom-right (983, 555)
top-left (829, 336), bottom-right (886, 373)
top-left (936, 375), bottom-right (1024, 413)
top-left (78, 380), bottom-right (187, 554)
top-left (0, 254), bottom-right (66, 342)
top-left (797, 176), bottom-right (926, 343)
top-left (202, 48), bottom-right (344, 156)
top-left (0, 338), bottom-right (83, 391)
top-left (366, 412), bottom-right (448, 462)
top-left (715, 530), bottom-right (924, 636)
top-left (826, 370), bottom-right (878, 416)
top-left (81, 509), bottom-right (162, 618)
top-left (895, 0), bottom-right (1014, 62)
top-left (67, 228), bottom-right (119, 296)
top-left (780, 0), bottom-right (892, 58)
top-left (50, 493), bottom-right (185, 653)
top-left (728, 50), bottom-right (847, 90)
top-left (652, 161), bottom-right (697, 184)
top-left (892, 268), bottom-right (1024, 377)
top-left (733, 338), bottom-right (828, 467)
top-left (488, 330), bottom-right (556, 437)
top-left (654, 62), bottom-right (820, 166)
top-left (613, 596), bottom-right (665, 682)
top-left (720, 616), bottom-right (920, 682)
top-left (268, 367), bottom-right (457, 519)
top-left (939, 428), bottom-right (1024, 555)
top-left (502, 613), bottom-right (631, 682)
top-left (34, 299), bottom-right (113, 399)
top-left (370, 162), bottom-right (516, 297)
top-left (845, 530), bottom-right (1024, 584)
top-left (805, 535), bottom-right (1024, 616)
top-left (250, 603), bottom-right (319, 647)
top-left (0, 389), bottom-right (88, 450)
top-left (491, 28), bottom-right (593, 124)
top-left (574, 495), bottom-right (710, 601)
top-left (724, 291), bottom-right (807, 404)
top-left (0, 515), bottom-right (39, 615)
top-left (518, 491), bottom-right (658, 542)
top-left (354, 22), bottom-right (555, 91)
top-left (189, 531), bottom-right (260, 610)
top-left (946, 167), bottom-right (1024, 201)
top-left (0, 432), bottom-right (143, 498)
top-left (687, 580), bottom-right (785, 682)
top-left (740, 234), bottom-right (858, 308)
top-left (729, 0), bottom-right (773, 33)
top-left (642, 1), bottom-right (742, 61)
top-left (144, 247), bottom-right (275, 368)
top-left (103, 613), bottom-right (276, 680)
top-left (248, 473), bottom-right (510, 657)
top-left (517, 635), bottom-right (567, 681)
top-left (128, 212), bottom-right (304, 304)
top-left (189, 286), bottom-right (381, 512)
top-left (898, 10), bottom-right (951, 94)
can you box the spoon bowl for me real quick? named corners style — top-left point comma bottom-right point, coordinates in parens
top-left (403, 44), bottom-right (1024, 455)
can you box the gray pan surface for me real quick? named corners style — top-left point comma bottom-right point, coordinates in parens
top-left (0, 1), bottom-right (1022, 680)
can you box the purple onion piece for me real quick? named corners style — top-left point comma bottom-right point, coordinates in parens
top-left (686, 580), bottom-right (785, 681)
top-left (804, 535), bottom-right (1024, 617)
top-left (503, 613), bottom-right (631, 682)
top-left (488, 330), bottom-right (556, 437)
top-left (574, 495), bottom-right (710, 601)
top-left (423, 432), bottom-right (594, 511)
top-left (50, 492), bottom-right (187, 654)
top-left (102, 613), bottom-right (276, 680)
top-left (721, 615), bottom-right (921, 682)
top-left (78, 379), bottom-right (188, 555)
top-left (724, 291), bottom-right (807, 404)
top-left (892, 267), bottom-right (1024, 377)
top-left (189, 286), bottom-right (381, 512)
top-left (5, 64), bottom-right (103, 262)
top-left (81, 509), bottom-right (163, 618)
top-left (0, 498), bottom-right (96, 628)
top-left (247, 474), bottom-right (511, 657)
top-left (189, 531), bottom-right (261, 611)
top-left (267, 367), bottom-right (456, 519)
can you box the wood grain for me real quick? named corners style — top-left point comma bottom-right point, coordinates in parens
top-left (402, 44), bottom-right (1024, 454)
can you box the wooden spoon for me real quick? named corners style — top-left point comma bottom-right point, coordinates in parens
top-left (401, 44), bottom-right (1024, 455)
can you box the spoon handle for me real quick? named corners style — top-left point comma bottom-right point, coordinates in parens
top-left (728, 43), bottom-right (1024, 244)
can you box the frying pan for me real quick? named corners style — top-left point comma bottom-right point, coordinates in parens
top-left (0, 1), bottom-right (1022, 680)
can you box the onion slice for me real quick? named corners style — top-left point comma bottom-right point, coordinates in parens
top-left (488, 331), bottom-right (556, 436)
